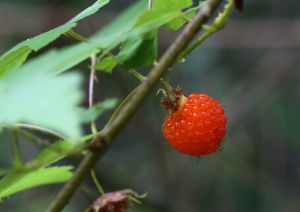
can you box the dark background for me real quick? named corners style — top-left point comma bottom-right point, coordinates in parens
top-left (0, 0), bottom-right (299, 211)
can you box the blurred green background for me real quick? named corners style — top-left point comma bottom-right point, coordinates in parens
top-left (0, 0), bottom-right (300, 211)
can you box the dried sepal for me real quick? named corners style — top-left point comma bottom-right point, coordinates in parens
top-left (160, 87), bottom-right (186, 114)
top-left (86, 189), bottom-right (144, 212)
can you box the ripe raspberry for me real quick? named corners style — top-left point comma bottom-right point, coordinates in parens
top-left (162, 92), bottom-right (227, 156)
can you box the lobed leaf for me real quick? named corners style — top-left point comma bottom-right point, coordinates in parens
top-left (116, 31), bottom-right (158, 70)
top-left (95, 56), bottom-right (118, 73)
top-left (27, 133), bottom-right (96, 169)
top-left (0, 0), bottom-right (110, 77)
top-left (11, 0), bottom-right (200, 77)
top-left (152, 0), bottom-right (192, 11)
top-left (0, 166), bottom-right (73, 200)
top-left (0, 46), bottom-right (31, 78)
top-left (166, 1), bottom-right (206, 31)
top-left (80, 98), bottom-right (118, 123)
top-left (14, 0), bottom-right (147, 77)
top-left (0, 70), bottom-right (83, 141)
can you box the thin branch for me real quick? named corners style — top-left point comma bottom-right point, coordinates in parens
top-left (17, 128), bottom-right (53, 148)
top-left (104, 85), bottom-right (140, 129)
top-left (178, 0), bottom-right (234, 61)
top-left (129, 69), bottom-right (146, 82)
top-left (148, 0), bottom-right (152, 9)
top-left (47, 1), bottom-right (224, 211)
top-left (89, 54), bottom-right (98, 134)
top-left (90, 169), bottom-right (106, 197)
top-left (15, 123), bottom-right (67, 140)
top-left (11, 130), bottom-right (23, 168)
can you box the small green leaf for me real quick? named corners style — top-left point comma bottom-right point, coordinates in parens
top-left (165, 1), bottom-right (206, 31)
top-left (116, 37), bottom-right (143, 65)
top-left (29, 141), bottom-right (73, 167)
top-left (153, 0), bottom-right (192, 11)
top-left (130, 0), bottom-right (193, 36)
top-left (80, 98), bottom-right (118, 123)
top-left (0, 166), bottom-right (73, 199)
top-left (131, 9), bottom-right (178, 36)
top-left (68, 0), bottom-right (110, 24)
top-left (0, 46), bottom-right (31, 78)
top-left (116, 31), bottom-right (158, 70)
top-left (165, 16), bottom-right (187, 31)
top-left (27, 133), bottom-right (96, 169)
top-left (91, 0), bottom-right (147, 47)
top-left (95, 56), bottom-right (118, 73)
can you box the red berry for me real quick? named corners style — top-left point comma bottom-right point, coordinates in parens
top-left (162, 93), bottom-right (227, 156)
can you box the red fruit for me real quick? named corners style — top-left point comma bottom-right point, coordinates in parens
top-left (162, 92), bottom-right (227, 156)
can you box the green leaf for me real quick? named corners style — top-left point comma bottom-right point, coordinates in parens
top-left (130, 9), bottom-right (178, 36)
top-left (0, 46), bottom-right (31, 78)
top-left (116, 38), bottom-right (143, 65)
top-left (129, 0), bottom-right (193, 36)
top-left (27, 133), bottom-right (96, 169)
top-left (90, 0), bottom-right (148, 48)
top-left (14, 0), bottom-right (147, 77)
top-left (0, 0), bottom-right (110, 77)
top-left (68, 0), bottom-right (110, 23)
top-left (116, 31), bottom-right (158, 70)
top-left (95, 56), bottom-right (118, 73)
top-left (9, 0), bottom-right (196, 78)
top-left (18, 44), bottom-right (100, 76)
top-left (29, 141), bottom-right (73, 167)
top-left (166, 1), bottom-right (206, 31)
top-left (0, 166), bottom-right (73, 199)
top-left (0, 70), bottom-right (83, 141)
top-left (80, 98), bottom-right (118, 123)
top-left (153, 0), bottom-right (192, 11)
top-left (165, 16), bottom-right (187, 31)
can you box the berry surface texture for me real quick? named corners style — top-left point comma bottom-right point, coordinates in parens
top-left (162, 93), bottom-right (227, 156)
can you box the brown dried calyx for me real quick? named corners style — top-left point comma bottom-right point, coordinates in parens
top-left (160, 84), bottom-right (186, 114)
top-left (86, 189), bottom-right (144, 212)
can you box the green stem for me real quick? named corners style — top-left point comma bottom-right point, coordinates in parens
top-left (17, 128), bottom-right (53, 148)
top-left (129, 69), bottom-right (146, 82)
top-left (11, 130), bottom-right (23, 168)
top-left (180, 12), bottom-right (192, 23)
top-left (66, 29), bottom-right (90, 43)
top-left (90, 169), bottom-right (106, 197)
top-left (104, 85), bottom-right (141, 129)
top-left (0, 168), bottom-right (14, 176)
top-left (178, 0), bottom-right (234, 61)
top-left (15, 123), bottom-right (67, 140)
top-left (25, 142), bottom-right (88, 171)
top-left (47, 1), bottom-right (224, 211)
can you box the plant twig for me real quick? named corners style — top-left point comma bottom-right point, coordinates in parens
top-left (47, 1), bottom-right (224, 211)
top-left (89, 54), bottom-right (98, 134)
top-left (104, 85), bottom-right (141, 129)
top-left (90, 169), bottom-right (106, 197)
top-left (129, 69), bottom-right (146, 82)
top-left (178, 0), bottom-right (234, 61)
top-left (11, 130), bottom-right (23, 168)
top-left (148, 0), bottom-right (152, 9)
top-left (17, 128), bottom-right (53, 148)
top-left (15, 123), bottom-right (67, 140)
